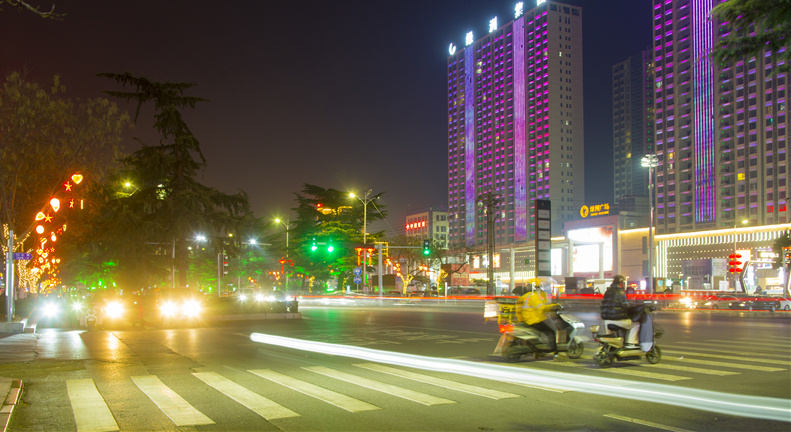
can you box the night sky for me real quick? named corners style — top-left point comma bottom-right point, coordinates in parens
top-left (3, 0), bottom-right (652, 235)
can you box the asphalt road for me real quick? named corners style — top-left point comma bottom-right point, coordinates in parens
top-left (1, 301), bottom-right (789, 431)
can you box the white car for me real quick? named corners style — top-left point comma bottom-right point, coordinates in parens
top-left (769, 295), bottom-right (791, 311)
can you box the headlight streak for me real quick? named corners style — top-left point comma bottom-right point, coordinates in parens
top-left (42, 302), bottom-right (60, 318)
top-left (249, 333), bottom-right (791, 423)
top-left (104, 301), bottom-right (124, 319)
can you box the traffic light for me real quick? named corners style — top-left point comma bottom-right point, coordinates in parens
top-left (327, 239), bottom-right (334, 253)
top-left (784, 247), bottom-right (791, 267)
top-left (728, 253), bottom-right (742, 273)
top-left (310, 237), bottom-right (318, 252)
top-left (223, 254), bottom-right (229, 275)
top-left (423, 239), bottom-right (431, 256)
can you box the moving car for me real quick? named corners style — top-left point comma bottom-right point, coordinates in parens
top-left (728, 296), bottom-right (782, 311)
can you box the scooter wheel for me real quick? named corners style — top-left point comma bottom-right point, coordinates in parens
top-left (646, 345), bottom-right (662, 364)
top-left (594, 350), bottom-right (613, 368)
top-left (502, 342), bottom-right (521, 363)
top-left (567, 340), bottom-right (584, 359)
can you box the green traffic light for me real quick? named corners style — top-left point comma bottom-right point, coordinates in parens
top-left (327, 245), bottom-right (334, 253)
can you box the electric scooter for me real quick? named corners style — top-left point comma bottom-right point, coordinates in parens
top-left (494, 306), bottom-right (587, 362)
top-left (591, 305), bottom-right (663, 368)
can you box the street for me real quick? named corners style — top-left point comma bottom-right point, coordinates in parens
top-left (1, 301), bottom-right (789, 431)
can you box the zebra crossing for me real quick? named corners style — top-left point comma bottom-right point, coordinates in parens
top-left (59, 337), bottom-right (789, 431)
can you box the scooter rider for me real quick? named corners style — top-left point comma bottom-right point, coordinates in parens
top-left (600, 275), bottom-right (640, 348)
top-left (516, 280), bottom-right (561, 359)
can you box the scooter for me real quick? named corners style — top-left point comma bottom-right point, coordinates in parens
top-left (494, 306), bottom-right (587, 362)
top-left (591, 305), bottom-right (663, 368)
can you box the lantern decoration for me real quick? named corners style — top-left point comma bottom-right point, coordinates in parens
top-left (71, 173), bottom-right (83, 184)
top-left (50, 198), bottom-right (60, 212)
top-left (36, 225), bottom-right (44, 234)
top-left (35, 212), bottom-right (45, 221)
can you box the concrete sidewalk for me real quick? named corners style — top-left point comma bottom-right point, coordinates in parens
top-left (0, 378), bottom-right (22, 432)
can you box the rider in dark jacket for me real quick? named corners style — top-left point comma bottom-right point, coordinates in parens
top-left (600, 276), bottom-right (629, 320)
top-left (600, 275), bottom-right (640, 346)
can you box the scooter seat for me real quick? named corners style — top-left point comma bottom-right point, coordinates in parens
top-left (607, 324), bottom-right (623, 331)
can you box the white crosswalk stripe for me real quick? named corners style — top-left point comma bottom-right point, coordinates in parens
top-left (674, 340), bottom-right (790, 354)
top-left (354, 362), bottom-right (522, 399)
top-left (305, 365), bottom-right (457, 406)
top-left (131, 375), bottom-right (214, 426)
top-left (249, 369), bottom-right (380, 412)
top-left (660, 349), bottom-right (787, 371)
top-left (547, 360), bottom-right (692, 381)
top-left (193, 371), bottom-right (300, 420)
top-left (66, 379), bottom-right (119, 432)
top-left (660, 344), bottom-right (790, 360)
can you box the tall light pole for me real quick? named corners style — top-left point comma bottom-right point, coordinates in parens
top-left (350, 189), bottom-right (374, 291)
top-left (275, 218), bottom-right (290, 290)
top-left (641, 154), bottom-right (658, 294)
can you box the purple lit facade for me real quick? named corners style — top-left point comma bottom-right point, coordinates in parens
top-left (653, 0), bottom-right (789, 233)
top-left (447, 1), bottom-right (585, 249)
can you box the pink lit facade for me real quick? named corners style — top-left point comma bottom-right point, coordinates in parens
top-left (447, 1), bottom-right (584, 249)
top-left (653, 0), bottom-right (789, 234)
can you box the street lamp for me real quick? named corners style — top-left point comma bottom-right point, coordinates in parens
top-left (274, 218), bottom-right (290, 289)
top-left (350, 189), bottom-right (375, 291)
top-left (641, 154), bottom-right (658, 294)
top-left (476, 192), bottom-right (503, 297)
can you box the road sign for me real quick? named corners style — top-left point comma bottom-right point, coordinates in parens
top-left (353, 275), bottom-right (362, 284)
top-left (353, 267), bottom-right (362, 276)
top-left (12, 253), bottom-right (32, 260)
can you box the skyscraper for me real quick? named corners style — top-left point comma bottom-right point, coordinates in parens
top-left (447, 1), bottom-right (584, 249)
top-left (653, 0), bottom-right (789, 234)
top-left (613, 50), bottom-right (655, 204)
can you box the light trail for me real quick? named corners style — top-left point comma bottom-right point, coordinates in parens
top-left (250, 333), bottom-right (791, 423)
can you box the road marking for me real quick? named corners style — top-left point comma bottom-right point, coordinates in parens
top-left (661, 344), bottom-right (790, 359)
top-left (735, 336), bottom-right (790, 342)
top-left (604, 414), bottom-right (695, 432)
top-left (66, 379), bottom-right (119, 432)
top-left (305, 366), bottom-right (456, 406)
top-left (642, 363), bottom-right (739, 376)
top-left (549, 361), bottom-right (691, 381)
top-left (192, 372), bottom-right (299, 420)
top-left (662, 348), bottom-right (785, 371)
top-left (248, 369), bottom-right (379, 412)
top-left (703, 339), bottom-right (790, 352)
top-left (354, 363), bottom-right (522, 399)
top-left (662, 350), bottom-right (785, 372)
top-left (674, 341), bottom-right (790, 354)
top-left (131, 375), bottom-right (214, 426)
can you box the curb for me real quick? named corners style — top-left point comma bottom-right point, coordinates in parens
top-left (0, 379), bottom-right (22, 432)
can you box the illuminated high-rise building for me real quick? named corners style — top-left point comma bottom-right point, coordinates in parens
top-left (653, 0), bottom-right (789, 234)
top-left (447, 1), bottom-right (584, 248)
top-left (613, 49), bottom-right (654, 204)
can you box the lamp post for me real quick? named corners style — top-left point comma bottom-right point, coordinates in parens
top-left (641, 154), bottom-right (658, 294)
top-left (274, 218), bottom-right (290, 290)
top-left (350, 189), bottom-right (376, 292)
top-left (477, 192), bottom-right (503, 297)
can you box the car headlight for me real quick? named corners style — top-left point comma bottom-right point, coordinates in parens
top-left (105, 301), bottom-right (124, 319)
top-left (42, 302), bottom-right (60, 318)
top-left (255, 293), bottom-right (266, 302)
top-left (181, 299), bottom-right (202, 318)
top-left (161, 301), bottom-right (178, 317)
top-left (239, 294), bottom-right (248, 302)
top-left (72, 302), bottom-right (84, 312)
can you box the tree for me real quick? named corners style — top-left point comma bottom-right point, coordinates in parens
top-left (712, 0), bottom-right (791, 74)
top-left (0, 72), bottom-right (129, 291)
top-left (384, 235), bottom-right (433, 293)
top-left (0, 0), bottom-right (63, 19)
top-left (86, 73), bottom-right (253, 291)
top-left (289, 184), bottom-right (386, 291)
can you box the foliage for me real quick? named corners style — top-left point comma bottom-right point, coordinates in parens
top-left (712, 0), bottom-right (791, 74)
top-left (0, 0), bottom-right (63, 19)
top-left (66, 73), bottom-right (254, 291)
top-left (771, 231), bottom-right (791, 270)
top-left (288, 184), bottom-right (386, 290)
top-left (0, 72), bottom-right (129, 291)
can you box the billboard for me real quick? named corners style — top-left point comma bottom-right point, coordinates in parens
top-left (567, 226), bottom-right (614, 274)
